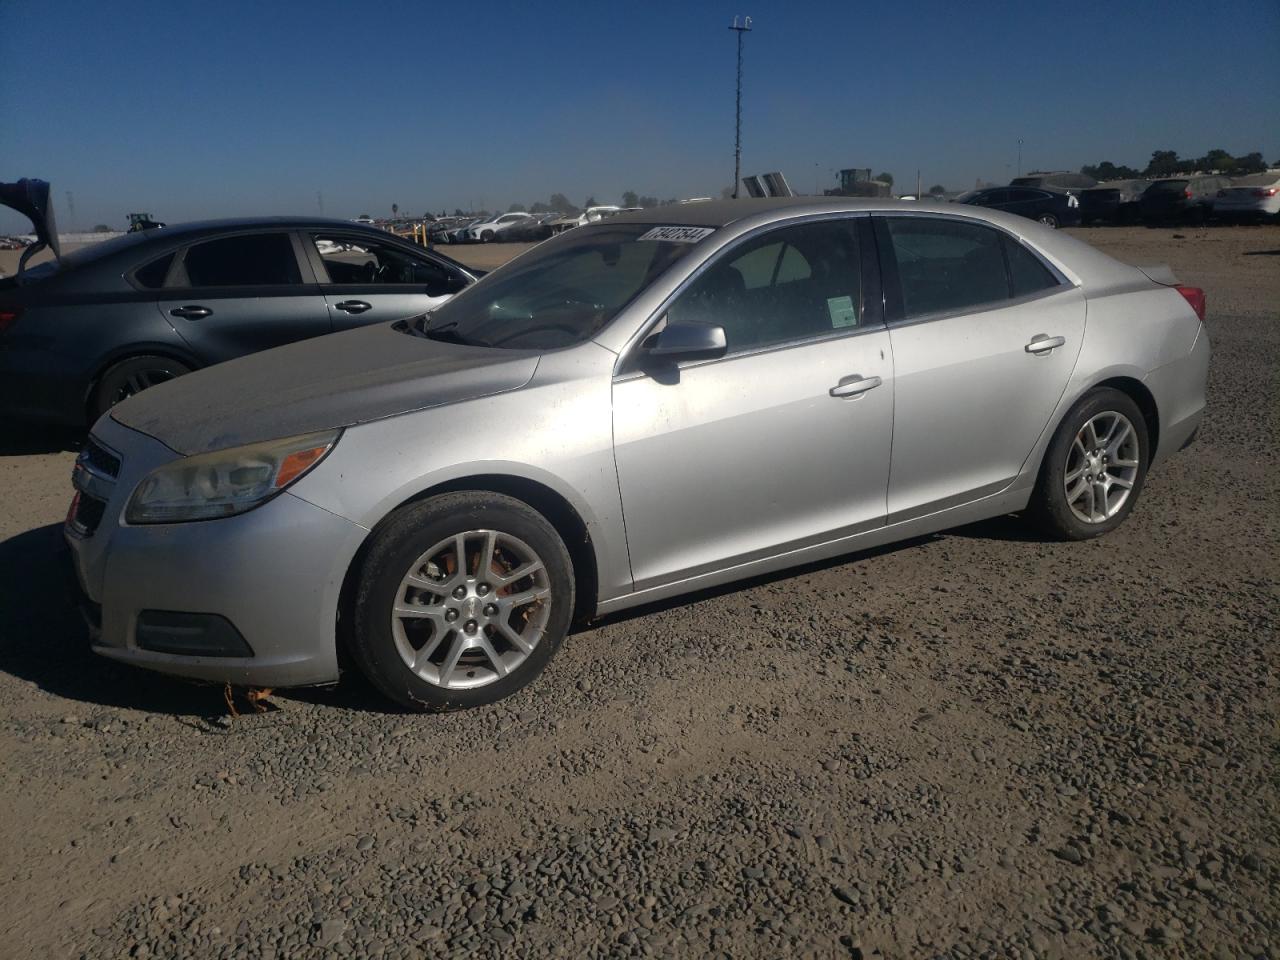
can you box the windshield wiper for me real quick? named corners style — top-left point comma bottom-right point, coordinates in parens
top-left (419, 315), bottom-right (489, 347)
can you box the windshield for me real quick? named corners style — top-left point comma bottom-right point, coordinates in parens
top-left (421, 224), bottom-right (705, 349)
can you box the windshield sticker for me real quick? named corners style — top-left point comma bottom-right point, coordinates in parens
top-left (827, 295), bottom-right (858, 329)
top-left (637, 225), bottom-right (717, 244)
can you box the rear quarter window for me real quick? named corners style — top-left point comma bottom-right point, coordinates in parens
top-left (133, 253), bottom-right (175, 289)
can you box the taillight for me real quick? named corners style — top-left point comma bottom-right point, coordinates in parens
top-left (1184, 189), bottom-right (1193, 199)
top-left (0, 307), bottom-right (22, 334)
top-left (1176, 285), bottom-right (1206, 323)
top-left (1255, 188), bottom-right (1278, 198)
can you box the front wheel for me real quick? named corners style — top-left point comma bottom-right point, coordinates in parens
top-left (480, 230), bottom-right (495, 242)
top-left (1030, 388), bottom-right (1149, 540)
top-left (1037, 212), bottom-right (1060, 229)
top-left (350, 492), bottom-right (575, 711)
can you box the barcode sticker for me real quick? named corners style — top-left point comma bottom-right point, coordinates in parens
top-left (636, 226), bottom-right (717, 243)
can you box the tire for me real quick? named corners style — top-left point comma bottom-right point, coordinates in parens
top-left (481, 230), bottom-right (495, 242)
top-left (1037, 212), bottom-right (1060, 229)
top-left (350, 492), bottom-right (575, 711)
top-left (1030, 388), bottom-right (1150, 541)
top-left (90, 354), bottom-right (192, 421)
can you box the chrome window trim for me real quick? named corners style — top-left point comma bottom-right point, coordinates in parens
top-left (612, 211), bottom-right (874, 379)
top-left (880, 284), bottom-right (1075, 332)
top-left (612, 321), bottom-right (885, 384)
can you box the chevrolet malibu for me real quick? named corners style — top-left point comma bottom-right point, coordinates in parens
top-left (66, 199), bottom-right (1209, 711)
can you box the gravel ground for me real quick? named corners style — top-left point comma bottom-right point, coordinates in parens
top-left (0, 227), bottom-right (1276, 959)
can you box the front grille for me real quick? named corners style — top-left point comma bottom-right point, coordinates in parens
top-left (81, 437), bottom-right (121, 478)
top-left (67, 436), bottom-right (121, 538)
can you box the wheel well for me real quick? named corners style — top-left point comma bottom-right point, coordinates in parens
top-left (336, 475), bottom-right (600, 667)
top-left (1094, 376), bottom-right (1160, 460)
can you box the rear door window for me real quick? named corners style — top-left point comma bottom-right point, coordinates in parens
top-left (880, 218), bottom-right (1008, 318)
top-left (181, 233), bottom-right (302, 287)
top-left (1004, 237), bottom-right (1059, 298)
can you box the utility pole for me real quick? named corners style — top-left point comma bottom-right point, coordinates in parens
top-left (65, 191), bottom-right (76, 232)
top-left (729, 15), bottom-right (752, 199)
top-left (1017, 138), bottom-right (1024, 177)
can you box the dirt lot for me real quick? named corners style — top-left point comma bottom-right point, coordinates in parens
top-left (1, 226), bottom-right (1277, 959)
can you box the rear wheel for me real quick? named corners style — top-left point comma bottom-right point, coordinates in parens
top-left (90, 355), bottom-right (192, 422)
top-left (1037, 212), bottom-right (1060, 229)
top-left (350, 492), bottom-right (575, 711)
top-left (1030, 388), bottom-right (1149, 540)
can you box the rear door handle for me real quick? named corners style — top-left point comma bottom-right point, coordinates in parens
top-left (169, 305), bottom-right (212, 320)
top-left (829, 374), bottom-right (883, 398)
top-left (1025, 334), bottom-right (1066, 354)
top-left (333, 300), bottom-right (372, 314)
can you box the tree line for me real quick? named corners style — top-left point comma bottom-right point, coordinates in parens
top-left (1082, 148), bottom-right (1274, 181)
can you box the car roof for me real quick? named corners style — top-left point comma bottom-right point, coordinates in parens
top-left (133, 216), bottom-right (393, 240)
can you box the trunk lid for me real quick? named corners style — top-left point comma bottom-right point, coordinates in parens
top-left (110, 320), bottom-right (541, 456)
top-left (0, 179), bottom-right (60, 278)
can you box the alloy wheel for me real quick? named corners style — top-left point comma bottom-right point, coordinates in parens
top-left (1064, 411), bottom-right (1140, 524)
top-left (390, 529), bottom-right (551, 689)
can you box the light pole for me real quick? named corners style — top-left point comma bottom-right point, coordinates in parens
top-left (729, 16), bottom-right (752, 199)
top-left (1017, 138), bottom-right (1024, 177)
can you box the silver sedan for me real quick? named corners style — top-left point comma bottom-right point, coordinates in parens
top-left (66, 199), bottom-right (1210, 710)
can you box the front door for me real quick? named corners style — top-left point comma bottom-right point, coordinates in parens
top-left (612, 217), bottom-right (893, 590)
top-left (157, 231), bottom-right (328, 364)
top-left (874, 214), bottom-right (1086, 520)
top-left (304, 232), bottom-right (469, 330)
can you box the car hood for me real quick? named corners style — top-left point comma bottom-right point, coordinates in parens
top-left (111, 321), bottom-right (540, 456)
top-left (0, 178), bottom-right (60, 264)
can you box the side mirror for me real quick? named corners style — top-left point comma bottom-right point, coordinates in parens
top-left (643, 322), bottom-right (727, 360)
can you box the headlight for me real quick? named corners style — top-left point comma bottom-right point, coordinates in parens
top-left (125, 430), bottom-right (340, 524)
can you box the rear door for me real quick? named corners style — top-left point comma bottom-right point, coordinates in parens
top-left (303, 232), bottom-right (471, 330)
top-left (156, 231), bottom-right (328, 364)
top-left (873, 214), bottom-right (1086, 520)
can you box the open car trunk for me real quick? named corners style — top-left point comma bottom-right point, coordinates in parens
top-left (0, 179), bottom-right (59, 279)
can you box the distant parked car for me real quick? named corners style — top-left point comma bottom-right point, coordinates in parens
top-left (498, 213), bottom-right (561, 242)
top-left (1011, 172), bottom-right (1096, 191)
top-left (0, 213), bottom-right (479, 426)
top-left (959, 187), bottom-right (1081, 228)
top-left (1212, 173), bottom-right (1280, 223)
top-left (1079, 180), bottom-right (1150, 225)
top-left (468, 212), bottom-right (534, 243)
top-left (439, 219), bottom-right (481, 244)
top-left (1139, 176), bottom-right (1232, 224)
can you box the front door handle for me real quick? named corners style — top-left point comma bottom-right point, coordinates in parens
top-left (169, 305), bottom-right (212, 320)
top-left (829, 374), bottom-right (883, 398)
top-left (1025, 334), bottom-right (1066, 355)
top-left (333, 300), bottom-right (372, 314)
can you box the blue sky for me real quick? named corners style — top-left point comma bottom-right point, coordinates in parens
top-left (2, 0), bottom-right (1277, 232)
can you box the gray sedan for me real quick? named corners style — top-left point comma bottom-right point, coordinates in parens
top-left (66, 199), bottom-right (1209, 711)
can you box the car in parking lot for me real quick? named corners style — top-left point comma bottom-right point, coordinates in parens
top-left (0, 213), bottom-right (478, 425)
top-left (66, 198), bottom-right (1208, 711)
top-left (1079, 180), bottom-right (1150, 225)
top-left (467, 212), bottom-right (533, 242)
top-left (1212, 173), bottom-right (1280, 222)
top-left (956, 186), bottom-right (1081, 228)
top-left (1139, 176), bottom-right (1232, 224)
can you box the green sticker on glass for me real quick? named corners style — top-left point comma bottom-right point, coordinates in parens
top-left (827, 295), bottom-right (858, 329)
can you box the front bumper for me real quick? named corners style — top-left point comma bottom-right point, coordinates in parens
top-left (65, 417), bottom-right (369, 688)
